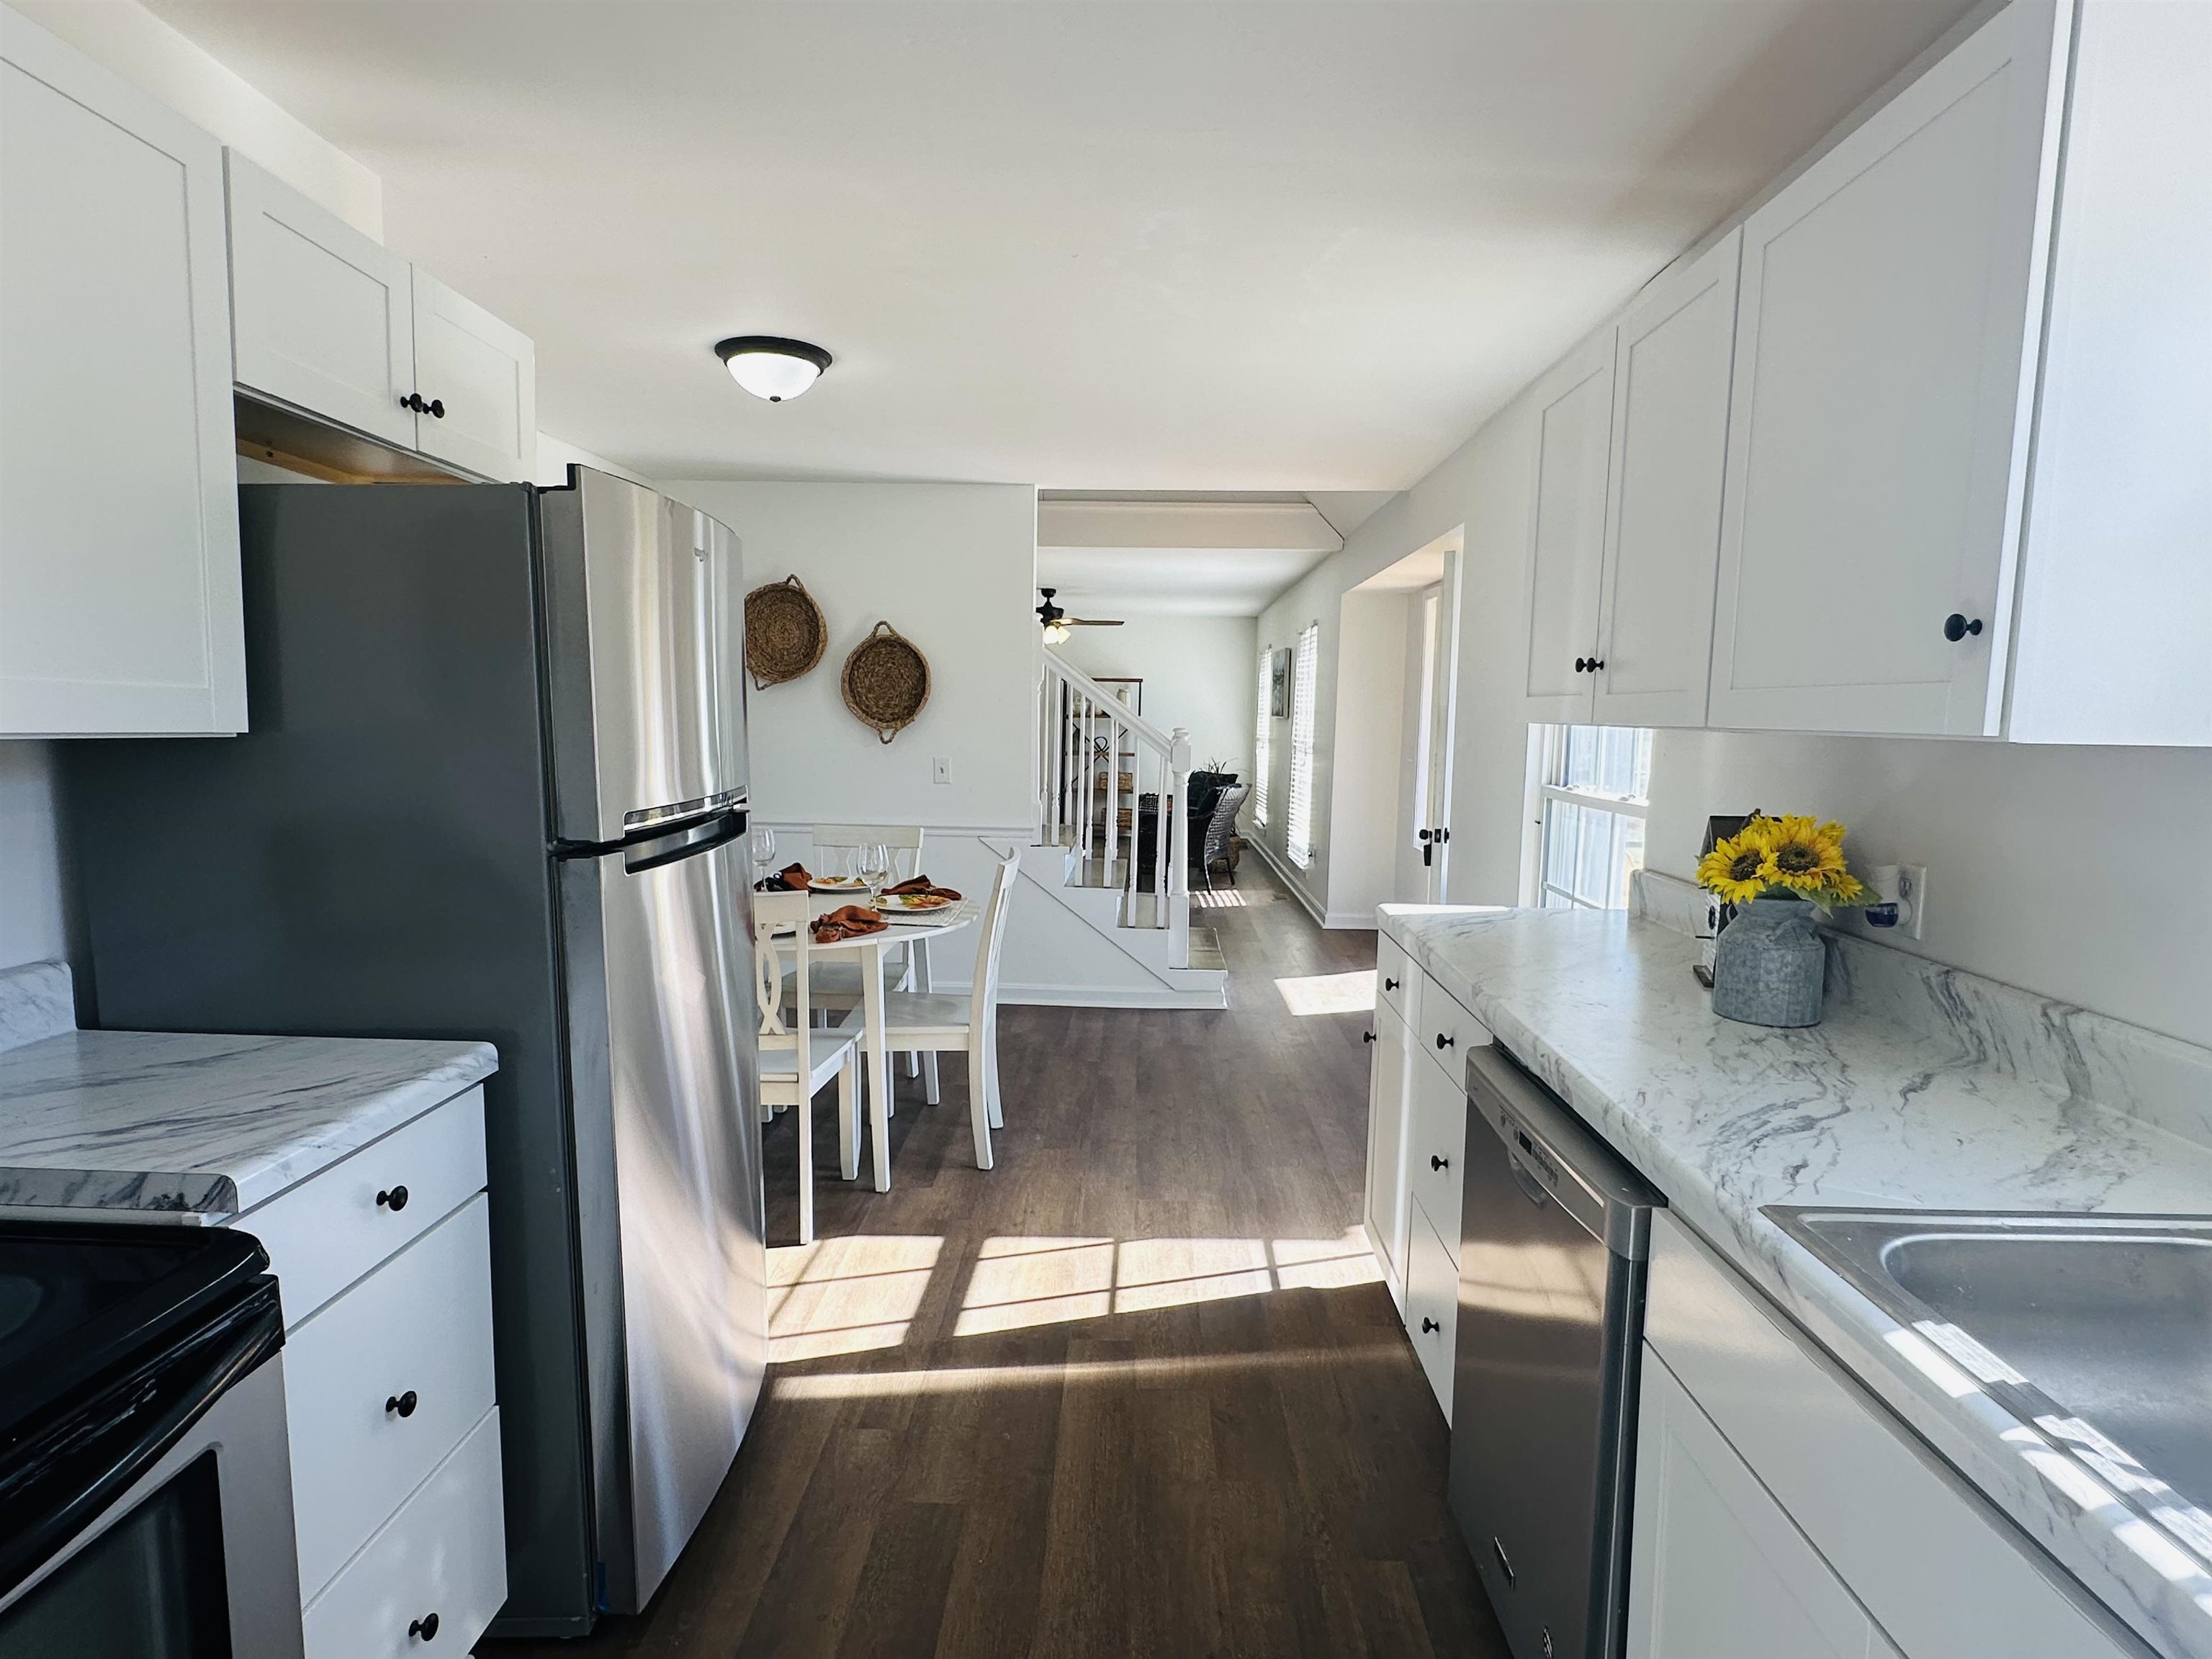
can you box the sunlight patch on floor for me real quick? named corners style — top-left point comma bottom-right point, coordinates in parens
top-left (1190, 889), bottom-right (1246, 909)
top-left (951, 1228), bottom-right (1379, 1336)
top-left (767, 1233), bottom-right (942, 1362)
top-left (768, 1339), bottom-right (1408, 1401)
top-left (1274, 970), bottom-right (1377, 1017)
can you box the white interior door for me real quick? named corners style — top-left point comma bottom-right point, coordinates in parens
top-left (225, 150), bottom-right (417, 449)
top-left (1593, 230), bottom-right (1740, 729)
top-left (1416, 575), bottom-right (1458, 902)
top-left (1707, 0), bottom-right (2064, 736)
top-left (410, 267), bottom-right (536, 481)
top-left (1519, 333), bottom-right (1615, 723)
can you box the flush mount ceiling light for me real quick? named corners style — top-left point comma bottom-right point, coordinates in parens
top-left (714, 336), bottom-right (832, 402)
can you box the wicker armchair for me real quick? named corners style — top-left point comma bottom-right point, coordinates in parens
top-left (1195, 783), bottom-right (1248, 889)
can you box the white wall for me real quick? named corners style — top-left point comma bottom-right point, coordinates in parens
top-left (661, 480), bottom-right (1038, 832)
top-left (1646, 732), bottom-right (2212, 1048)
top-left (12, 0), bottom-right (380, 235)
top-left (1055, 612), bottom-right (1256, 780)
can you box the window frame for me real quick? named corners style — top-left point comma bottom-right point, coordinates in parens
top-left (1286, 622), bottom-right (1320, 868)
top-left (1531, 723), bottom-right (1652, 912)
top-left (1251, 645), bottom-right (1272, 827)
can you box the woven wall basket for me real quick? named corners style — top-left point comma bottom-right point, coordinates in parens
top-left (743, 574), bottom-right (827, 690)
top-left (841, 621), bottom-right (931, 744)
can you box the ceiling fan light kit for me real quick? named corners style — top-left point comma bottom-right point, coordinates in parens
top-left (1036, 588), bottom-right (1123, 643)
top-left (714, 335), bottom-right (832, 402)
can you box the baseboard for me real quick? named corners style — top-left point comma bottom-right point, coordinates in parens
top-left (1246, 836), bottom-right (1328, 927)
top-left (1323, 909), bottom-right (1382, 931)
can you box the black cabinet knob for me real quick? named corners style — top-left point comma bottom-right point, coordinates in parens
top-left (1943, 612), bottom-right (1984, 642)
top-left (409, 1611), bottom-right (441, 1642)
top-left (1436, 1033), bottom-right (1455, 1050)
top-left (1362, 1030), bottom-right (1376, 1044)
top-left (1573, 657), bottom-right (1589, 673)
top-left (377, 1184), bottom-right (410, 1211)
top-left (1588, 658), bottom-right (1604, 673)
top-left (426, 397), bottom-right (445, 419)
top-left (1430, 1154), bottom-right (1449, 1172)
top-left (1383, 977), bottom-right (1399, 992)
top-left (400, 392), bottom-right (422, 413)
top-left (1421, 1317), bottom-right (1439, 1334)
top-left (386, 1389), bottom-right (419, 1419)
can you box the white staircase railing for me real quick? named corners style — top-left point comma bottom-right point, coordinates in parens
top-left (1038, 647), bottom-right (1191, 967)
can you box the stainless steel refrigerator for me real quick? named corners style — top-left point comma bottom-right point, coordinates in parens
top-left (65, 467), bottom-right (766, 1635)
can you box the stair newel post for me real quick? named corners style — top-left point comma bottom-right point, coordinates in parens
top-left (1168, 727), bottom-right (1192, 967)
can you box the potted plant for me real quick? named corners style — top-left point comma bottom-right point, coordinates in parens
top-left (1696, 815), bottom-right (1877, 1028)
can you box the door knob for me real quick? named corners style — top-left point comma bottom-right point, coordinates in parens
top-left (377, 1184), bottom-right (410, 1211)
top-left (409, 1612), bottom-right (441, 1641)
top-left (1943, 612), bottom-right (1984, 641)
top-left (386, 1390), bottom-right (418, 1419)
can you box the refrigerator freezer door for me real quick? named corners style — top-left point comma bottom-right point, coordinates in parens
top-left (541, 469), bottom-right (732, 843)
top-left (569, 819), bottom-right (764, 1613)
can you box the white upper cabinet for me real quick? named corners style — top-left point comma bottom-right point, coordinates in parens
top-left (224, 157), bottom-right (537, 483)
top-left (227, 151), bottom-right (417, 449)
top-left (1519, 331), bottom-right (1616, 723)
top-left (1, 7), bottom-right (245, 737)
top-left (410, 269), bottom-right (536, 482)
top-left (2002, 0), bottom-right (2212, 747)
top-left (1708, 0), bottom-right (2067, 737)
top-left (1592, 230), bottom-right (1741, 729)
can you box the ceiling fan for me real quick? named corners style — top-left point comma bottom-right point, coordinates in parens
top-left (1036, 588), bottom-right (1123, 643)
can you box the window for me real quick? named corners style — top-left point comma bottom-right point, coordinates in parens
top-left (1534, 724), bottom-right (1653, 910)
top-left (1286, 623), bottom-right (1320, 867)
top-left (1252, 646), bottom-right (1272, 827)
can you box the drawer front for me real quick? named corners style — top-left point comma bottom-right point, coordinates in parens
top-left (1407, 1051), bottom-right (1468, 1264)
top-left (287, 1195), bottom-right (497, 1601)
top-left (235, 1087), bottom-right (486, 1327)
top-left (303, 1406), bottom-right (507, 1659)
top-left (1377, 934), bottom-right (1418, 1023)
top-left (1415, 974), bottom-right (1490, 1091)
top-left (1645, 1214), bottom-right (2131, 1659)
top-left (1404, 1197), bottom-right (1459, 1424)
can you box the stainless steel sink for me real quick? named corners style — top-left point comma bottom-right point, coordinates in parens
top-left (1766, 1207), bottom-right (2212, 1552)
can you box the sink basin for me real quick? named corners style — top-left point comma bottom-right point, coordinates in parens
top-left (1766, 1207), bottom-right (2212, 1550)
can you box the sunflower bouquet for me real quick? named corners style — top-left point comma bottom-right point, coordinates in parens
top-left (1696, 814), bottom-right (1876, 912)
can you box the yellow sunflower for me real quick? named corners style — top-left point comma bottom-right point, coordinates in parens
top-left (1696, 821), bottom-right (1776, 906)
top-left (1757, 816), bottom-right (1850, 895)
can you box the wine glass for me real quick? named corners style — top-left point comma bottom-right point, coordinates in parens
top-left (747, 826), bottom-right (776, 887)
top-left (857, 842), bottom-right (891, 901)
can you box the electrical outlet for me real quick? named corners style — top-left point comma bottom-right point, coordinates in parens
top-left (932, 755), bottom-right (951, 786)
top-left (1863, 863), bottom-right (1927, 940)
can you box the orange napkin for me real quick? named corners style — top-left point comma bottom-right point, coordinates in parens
top-left (884, 874), bottom-right (963, 902)
top-left (811, 904), bottom-right (886, 943)
top-left (758, 862), bottom-right (814, 892)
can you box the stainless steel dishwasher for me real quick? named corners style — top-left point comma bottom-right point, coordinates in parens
top-left (1449, 1043), bottom-right (1660, 1659)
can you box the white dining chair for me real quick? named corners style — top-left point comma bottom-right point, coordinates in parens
top-left (753, 890), bottom-right (861, 1245)
top-left (851, 848), bottom-right (1020, 1171)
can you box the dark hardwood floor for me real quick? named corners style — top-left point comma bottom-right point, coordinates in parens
top-left (487, 864), bottom-right (1503, 1658)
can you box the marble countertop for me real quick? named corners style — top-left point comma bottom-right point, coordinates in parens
top-left (1380, 894), bottom-right (2212, 1659)
top-left (0, 961), bottom-right (496, 1218)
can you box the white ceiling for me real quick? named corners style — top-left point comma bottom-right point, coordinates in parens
top-left (149, 0), bottom-right (1973, 491)
top-left (1039, 498), bottom-right (1344, 616)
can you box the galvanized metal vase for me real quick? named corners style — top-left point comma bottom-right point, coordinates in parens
top-left (1712, 897), bottom-right (1825, 1028)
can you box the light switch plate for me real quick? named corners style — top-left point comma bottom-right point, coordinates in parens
top-left (932, 755), bottom-right (951, 785)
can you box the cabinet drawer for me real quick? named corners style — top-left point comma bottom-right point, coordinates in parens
top-left (287, 1195), bottom-right (497, 1601)
top-left (1415, 974), bottom-right (1490, 1090)
top-left (1377, 934), bottom-right (1418, 1023)
top-left (303, 1406), bottom-right (506, 1659)
top-left (1407, 1053), bottom-right (1467, 1265)
top-left (1404, 1197), bottom-right (1459, 1424)
top-left (234, 1087), bottom-right (485, 1328)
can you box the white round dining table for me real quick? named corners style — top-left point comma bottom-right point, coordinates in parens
top-left (781, 893), bottom-right (978, 1193)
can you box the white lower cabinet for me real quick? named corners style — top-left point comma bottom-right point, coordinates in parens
top-left (1403, 1197), bottom-right (1459, 1424)
top-left (1363, 1000), bottom-right (1413, 1304)
top-left (302, 1408), bottom-right (508, 1659)
top-left (1634, 1213), bottom-right (2137, 1659)
top-left (1628, 1352), bottom-right (1901, 1659)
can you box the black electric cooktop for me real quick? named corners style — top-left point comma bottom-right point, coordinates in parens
top-left (0, 1223), bottom-right (273, 1442)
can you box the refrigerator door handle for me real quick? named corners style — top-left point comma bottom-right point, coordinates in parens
top-left (552, 801), bottom-right (747, 863)
top-left (620, 808), bottom-right (747, 875)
